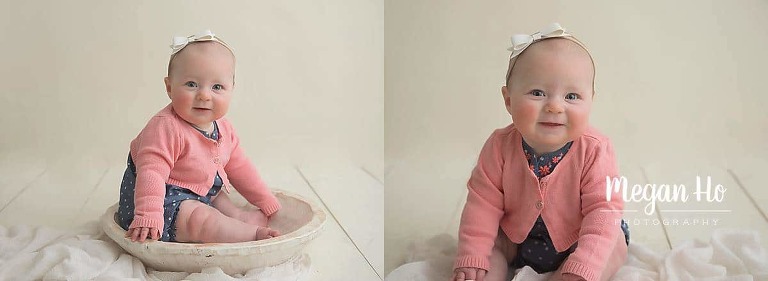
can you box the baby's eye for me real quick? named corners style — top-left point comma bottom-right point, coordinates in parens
top-left (529, 89), bottom-right (545, 97)
top-left (212, 84), bottom-right (224, 91)
top-left (565, 93), bottom-right (580, 100)
top-left (184, 81), bottom-right (198, 88)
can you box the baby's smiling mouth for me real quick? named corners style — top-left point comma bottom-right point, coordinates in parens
top-left (539, 122), bottom-right (564, 127)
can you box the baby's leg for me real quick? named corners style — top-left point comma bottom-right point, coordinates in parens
top-left (209, 192), bottom-right (249, 220)
top-left (211, 192), bottom-right (269, 227)
top-left (598, 231), bottom-right (628, 281)
top-left (486, 231), bottom-right (519, 281)
top-left (553, 231), bottom-right (628, 281)
top-left (174, 200), bottom-right (277, 243)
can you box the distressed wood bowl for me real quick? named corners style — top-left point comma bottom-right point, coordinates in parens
top-left (101, 190), bottom-right (326, 274)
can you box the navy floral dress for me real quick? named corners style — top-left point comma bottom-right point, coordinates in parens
top-left (511, 140), bottom-right (630, 273)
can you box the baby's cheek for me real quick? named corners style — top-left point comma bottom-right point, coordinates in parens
top-left (510, 102), bottom-right (539, 124)
top-left (567, 110), bottom-right (591, 135)
top-left (213, 101), bottom-right (230, 118)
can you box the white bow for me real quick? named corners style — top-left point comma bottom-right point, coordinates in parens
top-left (507, 23), bottom-right (569, 59)
top-left (170, 29), bottom-right (220, 55)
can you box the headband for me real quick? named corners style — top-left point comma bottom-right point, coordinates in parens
top-left (170, 29), bottom-right (233, 56)
top-left (504, 23), bottom-right (593, 85)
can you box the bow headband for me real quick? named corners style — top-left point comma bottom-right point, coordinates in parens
top-left (508, 23), bottom-right (579, 59)
top-left (170, 29), bottom-right (233, 55)
top-left (505, 23), bottom-right (593, 85)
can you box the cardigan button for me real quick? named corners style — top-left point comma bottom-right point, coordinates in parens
top-left (213, 157), bottom-right (220, 164)
top-left (535, 200), bottom-right (544, 210)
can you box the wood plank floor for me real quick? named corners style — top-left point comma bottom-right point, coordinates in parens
top-left (3, 152), bottom-right (766, 279)
top-left (298, 163), bottom-right (384, 278)
top-left (0, 153), bottom-right (382, 281)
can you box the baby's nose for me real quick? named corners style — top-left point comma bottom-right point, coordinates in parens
top-left (545, 100), bottom-right (564, 113)
top-left (196, 89), bottom-right (212, 100)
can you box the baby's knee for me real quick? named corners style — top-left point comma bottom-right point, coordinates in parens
top-left (178, 201), bottom-right (220, 242)
top-left (597, 232), bottom-right (629, 281)
top-left (493, 235), bottom-right (518, 260)
top-left (490, 246), bottom-right (507, 262)
top-left (488, 247), bottom-right (513, 281)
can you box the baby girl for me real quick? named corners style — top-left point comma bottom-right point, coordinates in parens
top-left (115, 30), bottom-right (281, 243)
top-left (453, 23), bottom-right (629, 281)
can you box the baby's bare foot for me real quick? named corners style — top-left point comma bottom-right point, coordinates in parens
top-left (255, 226), bottom-right (281, 240)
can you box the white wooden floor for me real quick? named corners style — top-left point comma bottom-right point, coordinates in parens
top-left (0, 151), bottom-right (383, 281)
top-left (3, 150), bottom-right (767, 279)
top-left (384, 155), bottom-right (768, 275)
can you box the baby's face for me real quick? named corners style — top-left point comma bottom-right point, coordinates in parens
top-left (502, 38), bottom-right (594, 154)
top-left (165, 42), bottom-right (235, 129)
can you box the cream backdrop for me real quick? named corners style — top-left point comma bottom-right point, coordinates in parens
top-left (385, 0), bottom-right (768, 274)
top-left (0, 0), bottom-right (383, 169)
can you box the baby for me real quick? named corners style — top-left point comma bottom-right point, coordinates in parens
top-left (115, 30), bottom-right (281, 243)
top-left (452, 24), bottom-right (629, 281)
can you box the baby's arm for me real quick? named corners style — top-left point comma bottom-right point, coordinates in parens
top-left (223, 127), bottom-right (281, 216)
top-left (454, 130), bottom-right (506, 272)
top-left (559, 140), bottom-right (624, 281)
top-left (128, 117), bottom-right (181, 241)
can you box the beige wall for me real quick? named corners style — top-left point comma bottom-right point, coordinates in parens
top-left (385, 0), bottom-right (768, 169)
top-left (0, 0), bottom-right (383, 168)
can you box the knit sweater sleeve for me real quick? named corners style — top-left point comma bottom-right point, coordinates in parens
top-left (224, 127), bottom-right (281, 216)
top-left (454, 130), bottom-right (506, 271)
top-left (560, 139), bottom-right (624, 281)
top-left (129, 116), bottom-right (181, 231)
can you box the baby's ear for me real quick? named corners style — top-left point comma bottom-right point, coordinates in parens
top-left (501, 86), bottom-right (514, 117)
top-left (501, 86), bottom-right (511, 107)
top-left (164, 77), bottom-right (172, 98)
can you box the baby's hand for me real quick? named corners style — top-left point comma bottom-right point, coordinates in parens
top-left (452, 267), bottom-right (486, 281)
top-left (125, 227), bottom-right (161, 242)
top-left (560, 273), bottom-right (585, 281)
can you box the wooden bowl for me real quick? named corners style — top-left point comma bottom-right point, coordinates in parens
top-left (101, 190), bottom-right (326, 274)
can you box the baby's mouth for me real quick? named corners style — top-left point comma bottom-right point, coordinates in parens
top-left (539, 122), bottom-right (564, 127)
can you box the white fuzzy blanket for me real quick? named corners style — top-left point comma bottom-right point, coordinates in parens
top-left (386, 229), bottom-right (768, 281)
top-left (0, 221), bottom-right (309, 280)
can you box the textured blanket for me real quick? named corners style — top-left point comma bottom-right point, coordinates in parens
top-left (0, 221), bottom-right (309, 280)
top-left (385, 229), bottom-right (768, 281)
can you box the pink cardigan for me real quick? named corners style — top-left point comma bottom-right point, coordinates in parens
top-left (128, 104), bottom-right (281, 231)
top-left (454, 124), bottom-right (623, 281)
